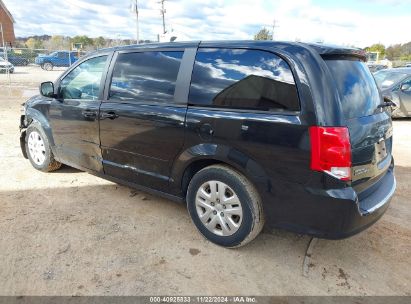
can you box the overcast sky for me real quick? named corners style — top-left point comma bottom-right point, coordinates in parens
top-left (3, 0), bottom-right (411, 47)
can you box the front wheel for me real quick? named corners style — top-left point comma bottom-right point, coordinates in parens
top-left (187, 165), bottom-right (264, 248)
top-left (25, 124), bottom-right (62, 172)
top-left (43, 62), bottom-right (53, 71)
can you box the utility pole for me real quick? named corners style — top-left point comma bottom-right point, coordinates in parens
top-left (131, 0), bottom-right (140, 44)
top-left (159, 0), bottom-right (167, 35)
top-left (271, 19), bottom-right (279, 40)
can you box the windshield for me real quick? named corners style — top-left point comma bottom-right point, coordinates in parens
top-left (326, 59), bottom-right (381, 119)
top-left (373, 71), bottom-right (408, 89)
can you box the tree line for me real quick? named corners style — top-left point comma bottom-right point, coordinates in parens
top-left (253, 28), bottom-right (411, 61)
top-left (14, 35), bottom-right (153, 51)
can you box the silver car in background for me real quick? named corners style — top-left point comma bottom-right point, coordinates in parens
top-left (374, 68), bottom-right (411, 117)
top-left (0, 57), bottom-right (14, 73)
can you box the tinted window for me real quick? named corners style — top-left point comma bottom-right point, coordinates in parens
top-left (188, 49), bottom-right (299, 112)
top-left (109, 51), bottom-right (183, 103)
top-left (60, 55), bottom-right (107, 100)
top-left (326, 60), bottom-right (381, 119)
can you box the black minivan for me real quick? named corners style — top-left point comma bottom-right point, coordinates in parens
top-left (20, 41), bottom-right (396, 247)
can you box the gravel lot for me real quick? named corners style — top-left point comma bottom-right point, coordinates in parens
top-left (0, 66), bottom-right (410, 296)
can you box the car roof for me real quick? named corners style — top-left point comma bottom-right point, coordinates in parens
top-left (378, 67), bottom-right (411, 74)
top-left (391, 67), bottom-right (411, 73)
top-left (93, 40), bottom-right (366, 61)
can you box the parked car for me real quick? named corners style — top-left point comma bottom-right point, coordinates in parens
top-left (374, 68), bottom-right (411, 117)
top-left (367, 63), bottom-right (387, 73)
top-left (35, 51), bottom-right (78, 71)
top-left (0, 57), bottom-right (14, 73)
top-left (0, 52), bottom-right (29, 66)
top-left (19, 41), bottom-right (396, 247)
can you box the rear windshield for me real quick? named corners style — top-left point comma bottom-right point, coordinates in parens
top-left (325, 60), bottom-right (381, 119)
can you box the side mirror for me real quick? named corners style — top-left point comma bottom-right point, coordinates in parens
top-left (40, 81), bottom-right (56, 98)
top-left (400, 83), bottom-right (410, 92)
top-left (383, 96), bottom-right (393, 103)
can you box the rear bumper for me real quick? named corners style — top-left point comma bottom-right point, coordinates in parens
top-left (265, 165), bottom-right (396, 239)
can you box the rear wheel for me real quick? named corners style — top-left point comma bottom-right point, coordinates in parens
top-left (187, 165), bottom-right (264, 248)
top-left (25, 124), bottom-right (62, 172)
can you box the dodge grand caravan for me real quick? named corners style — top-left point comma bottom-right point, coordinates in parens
top-left (19, 41), bottom-right (396, 248)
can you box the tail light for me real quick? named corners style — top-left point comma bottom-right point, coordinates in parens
top-left (309, 126), bottom-right (352, 181)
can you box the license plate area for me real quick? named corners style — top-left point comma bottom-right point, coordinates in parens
top-left (375, 138), bottom-right (388, 163)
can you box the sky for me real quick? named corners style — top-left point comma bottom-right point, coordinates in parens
top-left (3, 0), bottom-right (411, 48)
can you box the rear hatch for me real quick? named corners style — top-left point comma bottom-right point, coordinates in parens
top-left (325, 59), bottom-right (393, 192)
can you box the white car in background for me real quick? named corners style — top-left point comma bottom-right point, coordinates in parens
top-left (0, 57), bottom-right (14, 73)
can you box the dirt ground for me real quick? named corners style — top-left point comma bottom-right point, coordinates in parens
top-left (0, 66), bottom-right (410, 296)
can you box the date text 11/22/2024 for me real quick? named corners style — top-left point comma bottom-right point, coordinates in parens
top-left (149, 296), bottom-right (257, 303)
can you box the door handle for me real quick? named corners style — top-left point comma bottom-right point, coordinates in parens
top-left (82, 110), bottom-right (97, 118)
top-left (100, 111), bottom-right (119, 120)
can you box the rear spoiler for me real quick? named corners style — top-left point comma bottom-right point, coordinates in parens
top-left (304, 43), bottom-right (367, 62)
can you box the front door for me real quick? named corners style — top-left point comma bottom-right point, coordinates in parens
top-left (398, 77), bottom-right (411, 113)
top-left (99, 49), bottom-right (191, 191)
top-left (49, 54), bottom-right (110, 172)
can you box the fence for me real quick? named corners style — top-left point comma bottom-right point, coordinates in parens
top-left (0, 47), bottom-right (92, 87)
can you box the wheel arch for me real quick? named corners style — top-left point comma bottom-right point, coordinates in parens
top-left (171, 143), bottom-right (271, 198)
top-left (25, 107), bottom-right (55, 147)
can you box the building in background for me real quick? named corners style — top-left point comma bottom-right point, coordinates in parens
top-left (0, 0), bottom-right (15, 47)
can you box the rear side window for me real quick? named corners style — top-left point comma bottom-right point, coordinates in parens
top-left (188, 48), bottom-right (299, 112)
top-left (109, 51), bottom-right (183, 103)
top-left (326, 60), bottom-right (381, 119)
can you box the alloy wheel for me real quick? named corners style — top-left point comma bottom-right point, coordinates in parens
top-left (27, 131), bottom-right (46, 165)
top-left (195, 180), bottom-right (243, 236)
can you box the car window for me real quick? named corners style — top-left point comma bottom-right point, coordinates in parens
top-left (374, 71), bottom-right (408, 89)
top-left (58, 52), bottom-right (68, 59)
top-left (109, 51), bottom-right (184, 103)
top-left (402, 78), bottom-right (411, 92)
top-left (188, 48), bottom-right (300, 112)
top-left (60, 56), bottom-right (108, 100)
top-left (326, 60), bottom-right (381, 119)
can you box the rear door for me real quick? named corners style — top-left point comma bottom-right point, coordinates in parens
top-left (99, 48), bottom-right (194, 191)
top-left (325, 59), bottom-right (393, 188)
top-left (56, 52), bottom-right (68, 67)
top-left (186, 47), bottom-right (310, 184)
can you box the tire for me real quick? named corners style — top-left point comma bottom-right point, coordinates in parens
top-left (43, 62), bottom-right (53, 71)
top-left (25, 123), bottom-right (62, 172)
top-left (187, 165), bottom-right (264, 248)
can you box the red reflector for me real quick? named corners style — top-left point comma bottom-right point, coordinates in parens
top-left (309, 126), bottom-right (352, 181)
